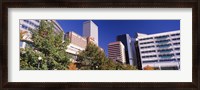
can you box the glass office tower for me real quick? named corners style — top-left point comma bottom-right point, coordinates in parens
top-left (116, 34), bottom-right (134, 65)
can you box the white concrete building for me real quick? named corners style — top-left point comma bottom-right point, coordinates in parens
top-left (108, 41), bottom-right (126, 64)
top-left (64, 31), bottom-right (87, 62)
top-left (83, 20), bottom-right (98, 46)
top-left (65, 31), bottom-right (87, 55)
top-left (136, 30), bottom-right (180, 70)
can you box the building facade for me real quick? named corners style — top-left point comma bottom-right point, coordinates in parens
top-left (83, 20), bottom-right (99, 46)
top-left (20, 20), bottom-right (64, 48)
top-left (116, 34), bottom-right (135, 65)
top-left (136, 30), bottom-right (180, 70)
top-left (108, 41), bottom-right (126, 64)
top-left (65, 31), bottom-right (87, 55)
top-left (131, 38), bottom-right (141, 69)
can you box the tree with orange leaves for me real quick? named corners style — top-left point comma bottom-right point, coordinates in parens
top-left (20, 30), bottom-right (28, 40)
top-left (143, 65), bottom-right (154, 70)
top-left (68, 63), bottom-right (77, 70)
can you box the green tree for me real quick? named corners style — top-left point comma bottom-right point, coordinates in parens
top-left (77, 42), bottom-right (102, 70)
top-left (77, 42), bottom-right (137, 70)
top-left (20, 20), bottom-right (70, 70)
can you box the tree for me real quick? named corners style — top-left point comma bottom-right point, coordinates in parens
top-left (77, 42), bottom-right (102, 70)
top-left (20, 30), bottom-right (28, 40)
top-left (68, 63), bottom-right (77, 70)
top-left (77, 42), bottom-right (137, 70)
top-left (143, 65), bottom-right (154, 70)
top-left (20, 20), bottom-right (70, 70)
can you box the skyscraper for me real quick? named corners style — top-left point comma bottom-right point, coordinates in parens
top-left (136, 30), bottom-right (180, 70)
top-left (108, 41), bottom-right (126, 64)
top-left (131, 38), bottom-right (141, 69)
top-left (83, 20), bottom-right (98, 46)
top-left (116, 34), bottom-right (134, 65)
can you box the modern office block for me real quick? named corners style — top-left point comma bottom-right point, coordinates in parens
top-left (65, 31), bottom-right (87, 55)
top-left (108, 41), bottom-right (126, 64)
top-left (116, 34), bottom-right (134, 65)
top-left (83, 20), bottom-right (98, 46)
top-left (65, 31), bottom-right (87, 62)
top-left (136, 30), bottom-right (180, 70)
top-left (131, 38), bottom-right (141, 69)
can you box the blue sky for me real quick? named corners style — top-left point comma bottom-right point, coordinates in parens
top-left (56, 20), bottom-right (180, 56)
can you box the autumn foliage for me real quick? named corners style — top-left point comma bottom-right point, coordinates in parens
top-left (68, 63), bottom-right (77, 70)
top-left (143, 65), bottom-right (154, 70)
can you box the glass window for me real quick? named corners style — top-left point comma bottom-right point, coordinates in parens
top-left (157, 44), bottom-right (171, 47)
top-left (140, 41), bottom-right (154, 45)
top-left (141, 45), bottom-right (155, 49)
top-left (24, 20), bottom-right (29, 23)
top-left (143, 60), bottom-right (158, 63)
top-left (156, 39), bottom-right (170, 43)
top-left (141, 50), bottom-right (156, 53)
top-left (159, 54), bottom-right (174, 58)
top-left (157, 49), bottom-right (173, 52)
top-left (142, 55), bottom-right (157, 58)
top-left (175, 47), bottom-right (180, 50)
top-left (171, 33), bottom-right (180, 36)
top-left (176, 53), bottom-right (180, 55)
top-left (159, 59), bottom-right (176, 62)
top-left (139, 37), bottom-right (153, 41)
top-left (173, 42), bottom-right (180, 45)
top-left (154, 35), bottom-right (169, 39)
top-left (172, 38), bottom-right (180, 41)
top-left (35, 20), bottom-right (40, 22)
top-left (22, 25), bottom-right (28, 29)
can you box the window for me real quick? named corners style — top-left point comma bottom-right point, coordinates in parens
top-left (155, 35), bottom-right (169, 39)
top-left (24, 20), bottom-right (29, 23)
top-left (141, 45), bottom-right (155, 49)
top-left (143, 60), bottom-right (158, 63)
top-left (176, 53), bottom-right (180, 55)
top-left (139, 37), bottom-right (153, 41)
top-left (21, 25), bottom-right (28, 29)
top-left (35, 20), bottom-right (40, 22)
top-left (172, 38), bottom-right (180, 41)
top-left (175, 47), bottom-right (180, 50)
top-left (173, 42), bottom-right (180, 45)
top-left (157, 49), bottom-right (173, 52)
top-left (159, 54), bottom-right (174, 58)
top-left (140, 41), bottom-right (154, 45)
top-left (171, 33), bottom-right (180, 36)
top-left (177, 58), bottom-right (180, 61)
top-left (159, 59), bottom-right (176, 62)
top-left (157, 44), bottom-right (171, 48)
top-left (142, 55), bottom-right (157, 58)
top-left (141, 50), bottom-right (156, 53)
top-left (156, 39), bottom-right (170, 43)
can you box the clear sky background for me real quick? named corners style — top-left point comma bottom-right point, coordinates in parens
top-left (56, 20), bottom-right (180, 56)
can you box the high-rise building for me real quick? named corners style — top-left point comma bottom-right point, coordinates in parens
top-left (136, 30), bottom-right (180, 70)
top-left (131, 38), bottom-right (141, 69)
top-left (65, 32), bottom-right (87, 54)
top-left (86, 36), bottom-right (96, 44)
top-left (108, 41), bottom-right (126, 64)
top-left (20, 20), bottom-right (64, 48)
top-left (116, 34), bottom-right (135, 65)
top-left (65, 31), bottom-right (87, 62)
top-left (83, 20), bottom-right (98, 46)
